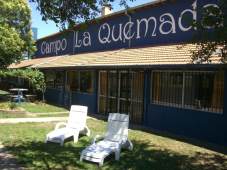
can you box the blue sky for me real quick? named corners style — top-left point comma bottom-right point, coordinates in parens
top-left (29, 0), bottom-right (152, 39)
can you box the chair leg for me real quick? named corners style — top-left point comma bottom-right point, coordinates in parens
top-left (84, 126), bottom-right (90, 136)
top-left (99, 159), bottom-right (104, 166)
top-left (125, 139), bottom-right (133, 150)
top-left (115, 150), bottom-right (120, 161)
top-left (45, 136), bottom-right (49, 143)
top-left (60, 138), bottom-right (64, 146)
top-left (80, 155), bottom-right (83, 162)
top-left (73, 134), bottom-right (79, 143)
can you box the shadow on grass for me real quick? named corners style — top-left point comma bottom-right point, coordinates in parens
top-left (110, 140), bottom-right (227, 170)
top-left (130, 124), bottom-right (227, 155)
top-left (5, 137), bottom-right (91, 170)
top-left (4, 138), bottom-right (227, 170)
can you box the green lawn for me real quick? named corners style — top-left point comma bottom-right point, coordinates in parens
top-left (0, 111), bottom-right (68, 118)
top-left (0, 89), bottom-right (10, 95)
top-left (0, 119), bottom-right (226, 170)
top-left (20, 102), bottom-right (68, 113)
top-left (0, 112), bottom-right (28, 118)
top-left (0, 102), bottom-right (68, 118)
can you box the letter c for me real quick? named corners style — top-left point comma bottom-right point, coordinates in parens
top-left (41, 41), bottom-right (46, 55)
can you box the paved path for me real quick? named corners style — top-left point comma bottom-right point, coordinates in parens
top-left (0, 117), bottom-right (68, 124)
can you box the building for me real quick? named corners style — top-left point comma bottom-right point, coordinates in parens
top-left (10, 0), bottom-right (227, 146)
top-left (32, 27), bottom-right (38, 40)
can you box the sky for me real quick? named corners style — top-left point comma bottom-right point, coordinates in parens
top-left (29, 0), bottom-right (152, 39)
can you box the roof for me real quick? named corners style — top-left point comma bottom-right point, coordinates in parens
top-left (8, 56), bottom-right (64, 69)
top-left (8, 44), bottom-right (222, 69)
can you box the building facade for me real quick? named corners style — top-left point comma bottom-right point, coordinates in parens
top-left (11, 0), bottom-right (227, 146)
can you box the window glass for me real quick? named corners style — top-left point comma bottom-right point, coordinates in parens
top-left (152, 72), bottom-right (183, 106)
top-left (67, 71), bottom-right (79, 91)
top-left (108, 72), bottom-right (118, 97)
top-left (45, 70), bottom-right (64, 89)
top-left (55, 71), bottom-right (64, 89)
top-left (120, 72), bottom-right (132, 99)
top-left (184, 71), bottom-right (224, 112)
top-left (80, 71), bottom-right (94, 93)
top-left (152, 71), bottom-right (224, 113)
top-left (45, 71), bottom-right (56, 88)
top-left (99, 71), bottom-right (108, 96)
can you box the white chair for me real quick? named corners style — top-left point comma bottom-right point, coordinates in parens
top-left (45, 105), bottom-right (90, 146)
top-left (80, 113), bottom-right (133, 166)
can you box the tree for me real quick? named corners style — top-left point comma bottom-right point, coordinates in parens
top-left (192, 0), bottom-right (227, 63)
top-left (0, 68), bottom-right (46, 101)
top-left (0, 0), bottom-right (34, 68)
top-left (29, 0), bottom-right (134, 29)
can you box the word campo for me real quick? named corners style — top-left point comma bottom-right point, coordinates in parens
top-left (41, 38), bottom-right (67, 55)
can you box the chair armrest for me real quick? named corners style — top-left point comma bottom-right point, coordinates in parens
top-left (92, 134), bottom-right (105, 144)
top-left (55, 122), bottom-right (67, 130)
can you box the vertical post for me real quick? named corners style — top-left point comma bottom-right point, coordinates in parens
top-left (117, 70), bottom-right (120, 112)
top-left (182, 72), bottom-right (185, 106)
top-left (143, 70), bottom-right (149, 126)
top-left (106, 70), bottom-right (109, 114)
top-left (94, 70), bottom-right (98, 114)
top-left (18, 90), bottom-right (21, 104)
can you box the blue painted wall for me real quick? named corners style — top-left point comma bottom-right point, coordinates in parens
top-left (45, 89), bottom-right (97, 113)
top-left (70, 92), bottom-right (96, 114)
top-left (45, 88), bottom-right (64, 106)
top-left (144, 70), bottom-right (227, 146)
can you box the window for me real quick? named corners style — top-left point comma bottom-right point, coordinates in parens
top-left (45, 70), bottom-right (64, 89)
top-left (67, 71), bottom-right (79, 91)
top-left (152, 71), bottom-right (224, 113)
top-left (80, 71), bottom-right (93, 93)
top-left (55, 72), bottom-right (64, 89)
top-left (66, 70), bottom-right (94, 93)
top-left (152, 72), bottom-right (183, 106)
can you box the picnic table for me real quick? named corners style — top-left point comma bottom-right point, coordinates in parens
top-left (9, 88), bottom-right (28, 103)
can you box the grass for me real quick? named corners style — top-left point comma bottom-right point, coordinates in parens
top-left (0, 118), bottom-right (226, 170)
top-left (0, 111), bottom-right (68, 118)
top-left (0, 90), bottom-right (10, 95)
top-left (0, 112), bottom-right (28, 118)
top-left (0, 102), bottom-right (68, 118)
top-left (20, 102), bottom-right (68, 113)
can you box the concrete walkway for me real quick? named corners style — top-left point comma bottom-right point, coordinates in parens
top-left (0, 117), bottom-right (68, 124)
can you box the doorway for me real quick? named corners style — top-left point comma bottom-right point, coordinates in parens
top-left (98, 70), bottom-right (144, 124)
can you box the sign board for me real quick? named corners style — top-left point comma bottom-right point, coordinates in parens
top-left (35, 0), bottom-right (220, 58)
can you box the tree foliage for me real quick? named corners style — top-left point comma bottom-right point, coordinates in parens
top-left (192, 0), bottom-right (227, 63)
top-left (0, 69), bottom-right (46, 92)
top-left (29, 0), bottom-right (134, 29)
top-left (0, 0), bottom-right (34, 68)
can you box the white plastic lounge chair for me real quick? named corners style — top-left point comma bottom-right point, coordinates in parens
top-left (45, 105), bottom-right (90, 146)
top-left (80, 113), bottom-right (133, 166)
